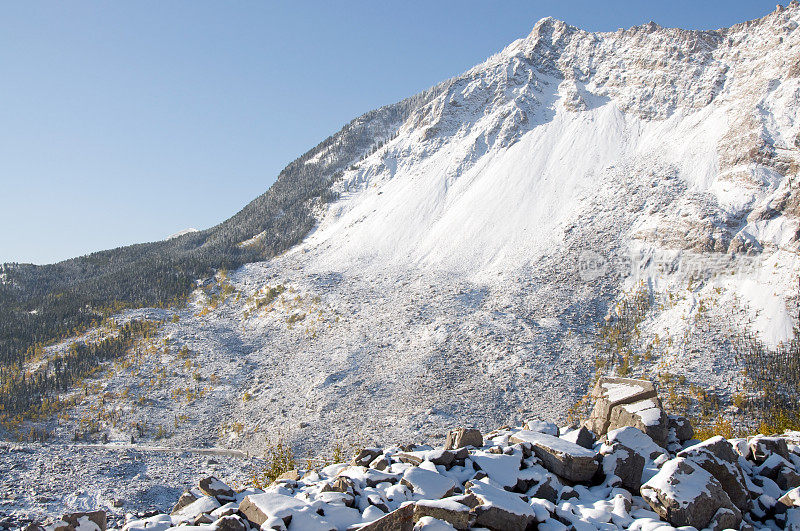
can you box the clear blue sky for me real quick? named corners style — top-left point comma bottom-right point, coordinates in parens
top-left (0, 0), bottom-right (778, 264)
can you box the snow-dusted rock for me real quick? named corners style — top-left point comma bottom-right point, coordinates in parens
top-left (606, 397), bottom-right (668, 448)
top-left (212, 515), bottom-right (247, 531)
top-left (173, 495), bottom-right (221, 521)
top-left (523, 420), bottom-right (559, 437)
top-left (353, 448), bottom-right (383, 467)
top-left (667, 415), bottom-right (694, 443)
top-left (170, 491), bottom-right (199, 515)
top-left (444, 428), bottom-right (482, 450)
top-left (412, 516), bottom-right (456, 530)
top-left (780, 486), bottom-right (800, 509)
top-left (358, 503), bottom-right (415, 531)
top-left (559, 426), bottom-right (595, 450)
top-left (198, 476), bottom-right (236, 503)
top-left (413, 498), bottom-right (471, 530)
top-left (600, 442), bottom-right (645, 492)
top-left (467, 482), bottom-right (538, 531)
top-left (509, 430), bottom-right (598, 482)
top-left (401, 467), bottom-right (456, 499)
top-left (640, 457), bottom-right (742, 530)
top-left (585, 377), bottom-right (657, 436)
top-left (749, 435), bottom-right (791, 464)
top-left (61, 512), bottom-right (106, 531)
top-left (238, 493), bottom-right (306, 527)
top-left (677, 435), bottom-right (751, 512)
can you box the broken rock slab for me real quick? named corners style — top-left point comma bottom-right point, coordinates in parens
top-left (359, 503), bottom-right (415, 531)
top-left (467, 482), bottom-right (539, 531)
top-left (508, 430), bottom-right (598, 483)
top-left (444, 428), bottom-right (483, 450)
top-left (641, 457), bottom-right (742, 530)
top-left (606, 397), bottom-right (668, 448)
top-left (61, 511), bottom-right (106, 531)
top-left (585, 377), bottom-right (657, 436)
top-left (238, 493), bottom-right (306, 528)
top-left (677, 436), bottom-right (751, 512)
top-left (413, 498), bottom-right (472, 530)
top-left (198, 476), bottom-right (236, 502)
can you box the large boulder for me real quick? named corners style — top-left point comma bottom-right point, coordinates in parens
top-left (444, 428), bottom-right (483, 450)
top-left (198, 476), bottom-right (236, 502)
top-left (413, 498), bottom-right (472, 530)
top-left (559, 426), bottom-right (595, 450)
top-left (600, 442), bottom-right (645, 492)
top-left (749, 435), bottom-right (790, 464)
top-left (61, 512), bottom-right (106, 531)
top-left (667, 415), bottom-right (694, 443)
top-left (585, 377), bottom-right (657, 435)
top-left (508, 430), bottom-right (598, 482)
top-left (401, 467), bottom-right (457, 499)
top-left (358, 503), bottom-right (415, 531)
top-left (641, 457), bottom-right (742, 530)
top-left (677, 436), bottom-right (751, 512)
top-left (606, 398), bottom-right (669, 448)
top-left (467, 482), bottom-right (538, 531)
top-left (238, 493), bottom-right (306, 528)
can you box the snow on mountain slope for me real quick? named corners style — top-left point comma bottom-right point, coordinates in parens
top-left (33, 4), bottom-right (800, 462)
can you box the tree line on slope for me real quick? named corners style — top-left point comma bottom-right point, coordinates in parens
top-left (0, 86), bottom-right (445, 428)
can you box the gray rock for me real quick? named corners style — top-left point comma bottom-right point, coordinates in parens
top-left (606, 397), bottom-right (668, 448)
top-left (170, 491), bottom-right (198, 515)
top-left (213, 515), bottom-right (248, 531)
top-left (560, 426), bottom-right (595, 449)
top-left (358, 503), bottom-right (415, 531)
top-left (641, 457), bottom-right (742, 530)
top-left (601, 442), bottom-right (645, 492)
top-left (667, 415), bottom-right (694, 442)
top-left (677, 436), bottom-right (751, 512)
top-left (353, 447), bottom-right (383, 467)
top-left (749, 436), bottom-right (790, 464)
top-left (444, 428), bottom-right (483, 450)
top-left (198, 476), bottom-right (236, 502)
top-left (585, 377), bottom-right (658, 436)
top-left (509, 430), bottom-right (599, 483)
top-left (413, 498), bottom-right (472, 529)
top-left (61, 511), bottom-right (106, 531)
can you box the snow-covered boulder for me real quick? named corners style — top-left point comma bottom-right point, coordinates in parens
top-left (559, 426), bottom-right (595, 449)
top-left (238, 493), bottom-right (306, 528)
top-left (61, 511), bottom-right (106, 531)
top-left (198, 476), bottom-right (236, 503)
top-left (509, 430), bottom-right (599, 482)
top-left (749, 435), bottom-right (791, 464)
top-left (606, 397), bottom-right (668, 448)
top-left (466, 482), bottom-right (539, 531)
top-left (640, 457), bottom-right (742, 530)
top-left (523, 419), bottom-right (559, 437)
top-left (677, 435), bottom-right (751, 512)
top-left (444, 428), bottom-right (483, 450)
top-left (413, 498), bottom-right (472, 529)
top-left (401, 467), bottom-right (457, 499)
top-left (358, 503), bottom-right (415, 531)
top-left (600, 442), bottom-right (645, 492)
top-left (585, 377), bottom-right (657, 436)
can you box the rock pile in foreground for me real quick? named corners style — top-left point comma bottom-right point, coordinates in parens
top-left (27, 378), bottom-right (800, 530)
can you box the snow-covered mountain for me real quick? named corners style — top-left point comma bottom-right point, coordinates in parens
top-left (32, 4), bottom-right (800, 460)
